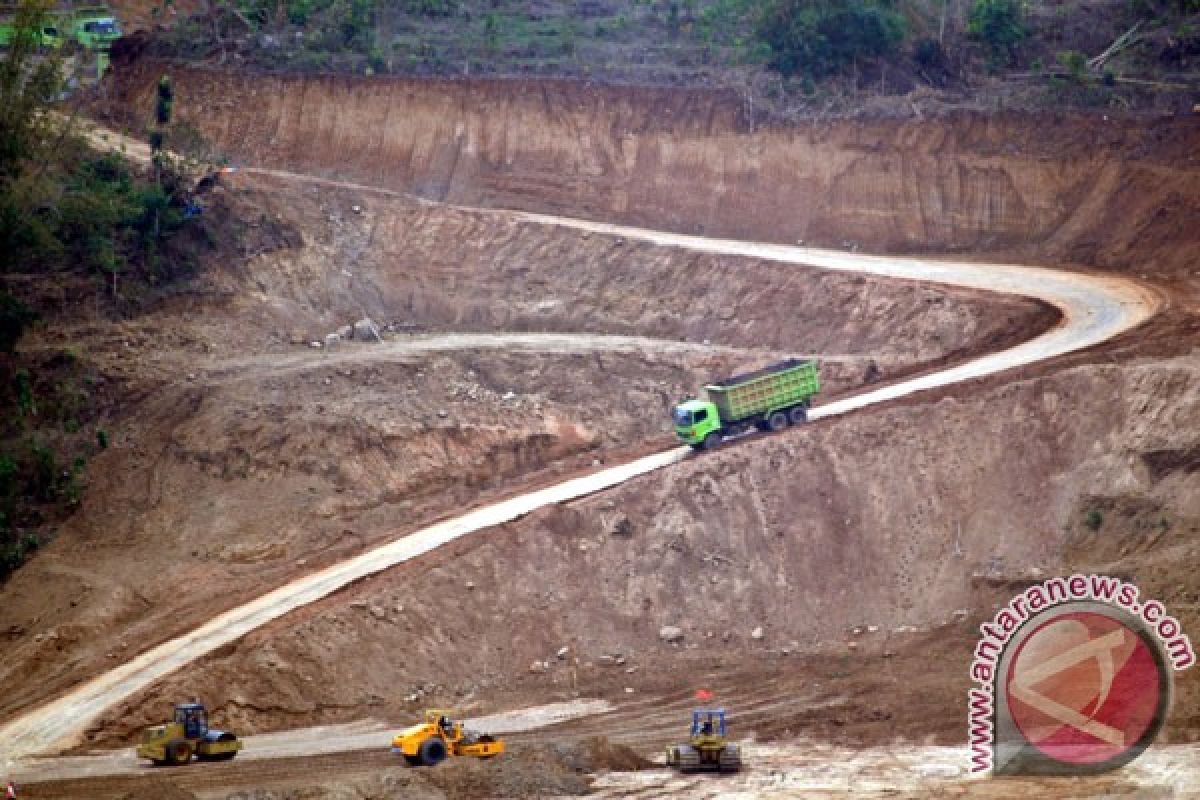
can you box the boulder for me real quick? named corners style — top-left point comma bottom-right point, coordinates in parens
top-left (659, 625), bottom-right (685, 643)
top-left (354, 317), bottom-right (381, 341)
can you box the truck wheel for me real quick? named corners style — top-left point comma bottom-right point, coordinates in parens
top-left (788, 406), bottom-right (808, 425)
top-left (702, 432), bottom-right (721, 450)
top-left (766, 412), bottom-right (788, 431)
top-left (418, 737), bottom-right (447, 766)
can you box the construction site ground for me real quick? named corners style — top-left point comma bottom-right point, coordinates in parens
top-left (1, 61), bottom-right (1199, 798)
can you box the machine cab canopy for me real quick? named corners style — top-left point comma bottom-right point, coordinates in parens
top-left (174, 704), bottom-right (209, 738)
top-left (672, 399), bottom-right (715, 427)
top-left (691, 708), bottom-right (727, 737)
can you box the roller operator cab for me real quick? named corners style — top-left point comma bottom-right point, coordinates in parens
top-left (136, 703), bottom-right (242, 766)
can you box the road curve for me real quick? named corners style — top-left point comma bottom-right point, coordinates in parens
top-left (0, 201), bottom-right (1162, 768)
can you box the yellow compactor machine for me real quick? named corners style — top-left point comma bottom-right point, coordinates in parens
top-left (391, 709), bottom-right (504, 766)
top-left (137, 703), bottom-right (241, 765)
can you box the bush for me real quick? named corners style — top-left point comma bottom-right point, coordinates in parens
top-left (1056, 49), bottom-right (1088, 82)
top-left (0, 294), bottom-right (38, 355)
top-left (1084, 508), bottom-right (1104, 531)
top-left (967, 0), bottom-right (1026, 67)
top-left (755, 0), bottom-right (907, 79)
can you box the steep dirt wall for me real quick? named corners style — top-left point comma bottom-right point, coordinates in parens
top-left (98, 63), bottom-right (1200, 281)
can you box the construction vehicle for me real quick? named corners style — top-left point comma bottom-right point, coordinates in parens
top-left (136, 703), bottom-right (242, 766)
top-left (666, 708), bottom-right (741, 773)
top-left (390, 709), bottom-right (505, 767)
top-left (673, 358), bottom-right (819, 449)
top-left (67, 6), bottom-right (120, 48)
top-left (0, 4), bottom-right (121, 51)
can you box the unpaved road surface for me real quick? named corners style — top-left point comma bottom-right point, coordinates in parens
top-left (585, 740), bottom-right (1200, 798)
top-left (0, 195), bottom-right (1159, 768)
top-left (11, 700), bottom-right (613, 783)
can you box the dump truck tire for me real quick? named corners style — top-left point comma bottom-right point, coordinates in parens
top-left (788, 406), bottom-right (807, 424)
top-left (419, 737), bottom-right (447, 766)
top-left (702, 432), bottom-right (721, 450)
top-left (766, 412), bottom-right (788, 431)
top-left (166, 739), bottom-right (192, 766)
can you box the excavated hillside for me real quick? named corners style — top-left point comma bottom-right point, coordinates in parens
top-left (96, 64), bottom-right (1200, 292)
top-left (0, 176), bottom-right (1046, 726)
top-left (4, 63), bottom-right (1199, 798)
top-left (89, 352), bottom-right (1200, 751)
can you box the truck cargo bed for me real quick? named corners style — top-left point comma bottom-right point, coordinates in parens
top-left (705, 358), bottom-right (818, 423)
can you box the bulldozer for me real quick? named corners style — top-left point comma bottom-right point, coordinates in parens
top-left (665, 708), bottom-right (741, 773)
top-left (136, 703), bottom-right (242, 766)
top-left (390, 709), bottom-right (505, 767)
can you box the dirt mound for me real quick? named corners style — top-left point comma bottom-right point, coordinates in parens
top-left (546, 736), bottom-right (655, 773)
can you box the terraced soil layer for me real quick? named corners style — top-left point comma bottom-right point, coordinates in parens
top-left (97, 63), bottom-right (1200, 290)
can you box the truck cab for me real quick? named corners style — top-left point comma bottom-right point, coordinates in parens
top-left (73, 13), bottom-right (121, 50)
top-left (673, 399), bottom-right (720, 447)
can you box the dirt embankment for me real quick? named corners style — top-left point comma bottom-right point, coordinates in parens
top-left (96, 64), bottom-right (1200, 294)
top-left (0, 174), bottom-right (1040, 729)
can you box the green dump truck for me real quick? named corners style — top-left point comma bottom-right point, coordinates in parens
top-left (0, 4), bottom-right (120, 51)
top-left (70, 7), bottom-right (121, 49)
top-left (673, 359), bottom-right (819, 450)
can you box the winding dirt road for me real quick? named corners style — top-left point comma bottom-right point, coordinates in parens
top-left (0, 149), bottom-right (1164, 775)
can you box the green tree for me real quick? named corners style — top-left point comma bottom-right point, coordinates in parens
top-left (755, 0), bottom-right (906, 79)
top-left (0, 0), bottom-right (64, 347)
top-left (0, 0), bottom-right (63, 181)
top-left (967, 0), bottom-right (1026, 67)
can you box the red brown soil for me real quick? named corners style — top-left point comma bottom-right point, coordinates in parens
top-left (5, 64), bottom-right (1200, 798)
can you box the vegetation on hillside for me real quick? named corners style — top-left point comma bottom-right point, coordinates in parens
top-left (137, 0), bottom-right (1200, 111)
top-left (0, 0), bottom-right (202, 579)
